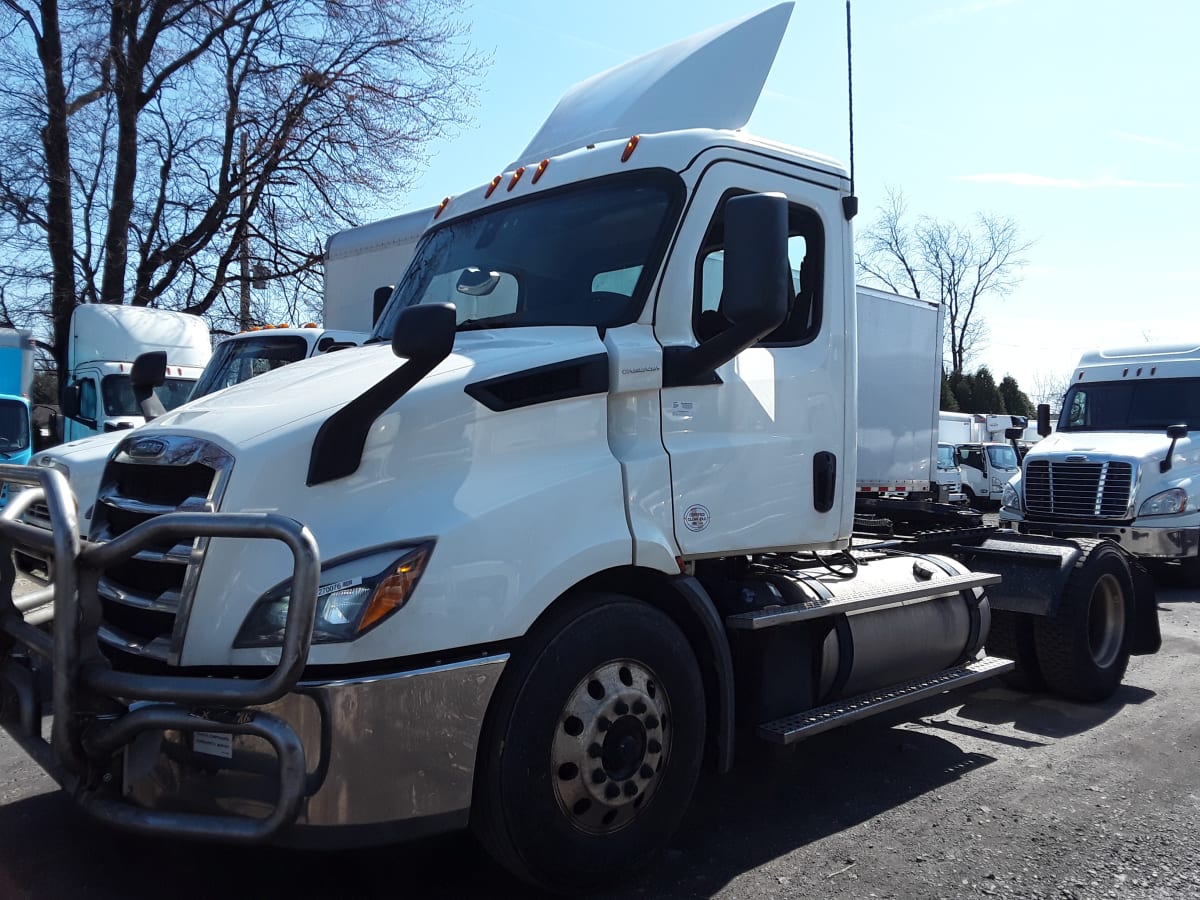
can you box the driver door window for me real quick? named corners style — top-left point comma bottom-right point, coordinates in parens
top-left (78, 378), bottom-right (97, 421)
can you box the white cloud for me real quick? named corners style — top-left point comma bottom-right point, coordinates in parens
top-left (952, 172), bottom-right (1194, 190)
top-left (1111, 131), bottom-right (1190, 151)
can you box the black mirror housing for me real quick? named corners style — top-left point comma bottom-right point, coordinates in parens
top-left (1166, 424), bottom-right (1188, 440)
top-left (372, 285), bottom-right (395, 327)
top-left (1037, 403), bottom-right (1052, 437)
top-left (391, 303), bottom-right (457, 364)
top-left (664, 192), bottom-right (790, 386)
top-left (131, 351), bottom-right (167, 389)
top-left (59, 382), bottom-right (81, 419)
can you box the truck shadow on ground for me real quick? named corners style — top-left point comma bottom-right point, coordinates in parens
top-left (0, 682), bottom-right (1156, 900)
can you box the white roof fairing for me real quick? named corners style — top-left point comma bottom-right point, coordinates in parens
top-left (509, 3), bottom-right (795, 169)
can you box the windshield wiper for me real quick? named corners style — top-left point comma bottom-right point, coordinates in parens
top-left (456, 315), bottom-right (521, 332)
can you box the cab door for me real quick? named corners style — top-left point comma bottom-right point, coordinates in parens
top-left (654, 161), bottom-right (852, 556)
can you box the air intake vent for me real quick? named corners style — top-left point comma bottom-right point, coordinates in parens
top-left (1024, 460), bottom-right (1133, 519)
top-left (466, 354), bottom-right (609, 411)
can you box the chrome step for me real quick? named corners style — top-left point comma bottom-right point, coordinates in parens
top-left (725, 571), bottom-right (1000, 631)
top-left (757, 655), bottom-right (1015, 745)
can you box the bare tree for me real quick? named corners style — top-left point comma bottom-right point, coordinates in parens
top-left (1030, 368), bottom-right (1071, 416)
top-left (0, 0), bottom-right (483, 371)
top-left (856, 188), bottom-right (1032, 377)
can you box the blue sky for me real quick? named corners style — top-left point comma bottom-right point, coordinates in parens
top-left (383, 0), bottom-right (1200, 396)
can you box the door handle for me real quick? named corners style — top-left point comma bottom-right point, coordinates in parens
top-left (813, 451), bottom-right (836, 513)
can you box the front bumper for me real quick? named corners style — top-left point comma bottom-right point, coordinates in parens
top-left (0, 463), bottom-right (503, 845)
top-left (999, 508), bottom-right (1200, 559)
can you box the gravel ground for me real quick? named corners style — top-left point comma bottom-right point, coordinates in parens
top-left (0, 579), bottom-right (1196, 899)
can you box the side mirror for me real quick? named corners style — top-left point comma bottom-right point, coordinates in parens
top-left (391, 303), bottom-right (457, 365)
top-left (130, 350), bottom-right (168, 420)
top-left (373, 285), bottom-right (395, 327)
top-left (1161, 424), bottom-right (1188, 474)
top-left (1004, 427), bottom-right (1024, 440)
top-left (59, 382), bottom-right (81, 419)
top-left (664, 192), bottom-right (790, 386)
top-left (1036, 403), bottom-right (1051, 437)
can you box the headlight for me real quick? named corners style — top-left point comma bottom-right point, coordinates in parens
top-left (1001, 480), bottom-right (1022, 512)
top-left (1139, 488), bottom-right (1188, 517)
top-left (235, 542), bottom-right (433, 647)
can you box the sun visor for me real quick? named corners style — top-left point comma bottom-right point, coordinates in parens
top-left (509, 2), bottom-right (794, 169)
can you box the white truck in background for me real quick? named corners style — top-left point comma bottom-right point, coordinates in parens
top-left (1001, 341), bottom-right (1200, 584)
top-left (32, 324), bottom-right (369, 540)
top-left (58, 304), bottom-right (211, 442)
top-left (0, 6), bottom-right (1161, 892)
top-left (856, 287), bottom-right (965, 508)
top-left (323, 206), bottom-right (437, 332)
top-left (938, 411), bottom-right (1026, 508)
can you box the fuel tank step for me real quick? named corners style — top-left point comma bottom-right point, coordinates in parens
top-left (725, 571), bottom-right (1001, 631)
top-left (757, 655), bottom-right (1015, 745)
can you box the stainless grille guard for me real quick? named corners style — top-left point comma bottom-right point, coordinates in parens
top-left (0, 463), bottom-right (321, 842)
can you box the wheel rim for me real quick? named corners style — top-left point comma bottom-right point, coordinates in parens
top-left (551, 659), bottom-right (671, 835)
top-left (1087, 572), bottom-right (1125, 668)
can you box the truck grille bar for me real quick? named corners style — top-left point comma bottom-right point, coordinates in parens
top-left (1024, 460), bottom-right (1133, 519)
top-left (89, 436), bottom-right (233, 663)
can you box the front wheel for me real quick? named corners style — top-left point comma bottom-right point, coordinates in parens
top-left (1034, 542), bottom-right (1133, 702)
top-left (472, 595), bottom-right (706, 892)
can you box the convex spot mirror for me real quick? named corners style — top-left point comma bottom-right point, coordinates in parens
top-left (456, 267), bottom-right (502, 297)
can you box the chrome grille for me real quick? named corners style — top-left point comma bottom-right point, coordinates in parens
top-left (91, 436), bottom-right (233, 662)
top-left (1024, 460), bottom-right (1134, 519)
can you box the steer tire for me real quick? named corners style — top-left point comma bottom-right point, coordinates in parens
top-left (1033, 542), bottom-right (1133, 702)
top-left (472, 594), bottom-right (705, 893)
top-left (985, 609), bottom-right (1044, 692)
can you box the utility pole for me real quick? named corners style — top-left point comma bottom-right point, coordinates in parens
top-left (238, 131), bottom-right (251, 331)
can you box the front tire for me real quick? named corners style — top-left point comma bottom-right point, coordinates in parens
top-left (472, 594), bottom-right (705, 892)
top-left (1034, 542), bottom-right (1133, 702)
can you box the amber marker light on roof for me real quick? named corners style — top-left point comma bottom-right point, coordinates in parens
top-left (303, 322), bottom-right (317, 328)
top-left (531, 159), bottom-right (550, 184)
top-left (484, 175), bottom-right (503, 199)
top-left (621, 135), bottom-right (640, 162)
top-left (434, 196), bottom-right (452, 219)
top-left (507, 166), bottom-right (526, 191)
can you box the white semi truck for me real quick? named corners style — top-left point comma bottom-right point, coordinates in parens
top-left (1001, 341), bottom-right (1200, 584)
top-left (58, 304), bottom-right (212, 442)
top-left (0, 6), bottom-right (1161, 892)
top-left (938, 411), bottom-right (1026, 507)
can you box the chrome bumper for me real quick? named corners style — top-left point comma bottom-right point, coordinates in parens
top-left (1000, 510), bottom-right (1200, 559)
top-left (123, 656), bottom-right (506, 839)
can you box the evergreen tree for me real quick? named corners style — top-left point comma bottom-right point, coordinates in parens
top-left (940, 370), bottom-right (960, 411)
top-left (999, 375), bottom-right (1034, 418)
top-left (972, 367), bottom-right (1004, 413)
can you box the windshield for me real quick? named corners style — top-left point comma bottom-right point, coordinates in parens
top-left (372, 170), bottom-right (683, 339)
top-left (987, 444), bottom-right (1018, 469)
top-left (100, 375), bottom-right (195, 417)
top-left (936, 444), bottom-right (957, 469)
top-left (1060, 378), bottom-right (1200, 432)
top-left (0, 398), bottom-right (29, 453)
top-left (192, 335), bottom-right (309, 399)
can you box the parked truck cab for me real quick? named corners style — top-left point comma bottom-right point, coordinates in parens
top-left (1001, 341), bottom-right (1200, 583)
top-left (957, 441), bottom-right (1020, 508)
top-left (59, 304), bottom-right (211, 442)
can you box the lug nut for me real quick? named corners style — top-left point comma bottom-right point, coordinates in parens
top-left (592, 768), bottom-right (607, 784)
top-left (639, 764), bottom-right (654, 779)
top-left (632, 700), bottom-right (646, 715)
top-left (615, 700), bottom-right (629, 715)
top-left (588, 742), bottom-right (602, 758)
top-left (623, 781), bottom-right (638, 797)
top-left (597, 716), bottom-right (611, 732)
top-left (644, 715), bottom-right (659, 730)
top-left (648, 739), bottom-right (662, 754)
top-left (605, 783), bottom-right (620, 800)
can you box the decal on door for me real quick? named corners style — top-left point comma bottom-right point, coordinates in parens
top-left (683, 504), bottom-right (711, 532)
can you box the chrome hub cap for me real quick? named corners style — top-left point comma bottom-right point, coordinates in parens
top-left (1087, 572), bottom-right (1125, 668)
top-left (551, 660), bottom-right (670, 834)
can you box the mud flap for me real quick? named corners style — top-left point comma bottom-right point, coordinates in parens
top-left (1126, 557), bottom-right (1161, 655)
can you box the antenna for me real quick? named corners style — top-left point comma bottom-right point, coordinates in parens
top-left (842, 0), bottom-right (858, 220)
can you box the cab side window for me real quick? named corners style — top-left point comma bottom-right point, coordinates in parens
top-left (694, 194), bottom-right (824, 346)
top-left (78, 378), bottom-right (97, 421)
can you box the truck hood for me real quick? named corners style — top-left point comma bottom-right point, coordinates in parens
top-left (36, 430), bottom-right (124, 465)
top-left (146, 327), bottom-right (608, 446)
top-left (1031, 430), bottom-right (1185, 463)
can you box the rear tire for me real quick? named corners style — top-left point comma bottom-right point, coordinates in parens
top-left (1034, 542), bottom-right (1133, 702)
top-left (472, 594), bottom-right (705, 893)
top-left (985, 609), bottom-right (1044, 691)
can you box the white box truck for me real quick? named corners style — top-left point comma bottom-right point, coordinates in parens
top-left (1001, 341), bottom-right (1200, 584)
top-left (856, 287), bottom-right (965, 506)
top-left (323, 206), bottom-right (437, 332)
top-left (0, 6), bottom-right (1160, 892)
top-left (58, 304), bottom-right (211, 442)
